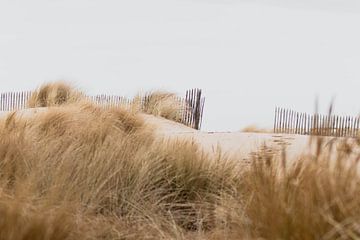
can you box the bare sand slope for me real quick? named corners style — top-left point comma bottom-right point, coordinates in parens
top-left (144, 115), bottom-right (360, 174)
top-left (141, 114), bottom-right (320, 161)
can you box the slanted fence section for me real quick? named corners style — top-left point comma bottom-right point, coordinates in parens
top-left (183, 89), bottom-right (205, 130)
top-left (274, 107), bottom-right (360, 138)
top-left (0, 89), bottom-right (205, 130)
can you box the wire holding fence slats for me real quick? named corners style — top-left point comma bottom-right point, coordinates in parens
top-left (0, 89), bottom-right (205, 130)
top-left (274, 107), bottom-right (360, 138)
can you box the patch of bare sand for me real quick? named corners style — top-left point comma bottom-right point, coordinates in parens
top-left (141, 114), bottom-right (314, 160)
top-left (141, 114), bottom-right (360, 168)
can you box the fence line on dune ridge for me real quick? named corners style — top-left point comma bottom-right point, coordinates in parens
top-left (274, 107), bottom-right (360, 138)
top-left (0, 89), bottom-right (205, 130)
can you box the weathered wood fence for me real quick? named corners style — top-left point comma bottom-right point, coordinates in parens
top-left (0, 91), bottom-right (33, 113)
top-left (274, 107), bottom-right (360, 137)
top-left (0, 89), bottom-right (205, 130)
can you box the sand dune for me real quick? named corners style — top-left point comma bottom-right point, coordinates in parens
top-left (0, 109), bottom-right (353, 163)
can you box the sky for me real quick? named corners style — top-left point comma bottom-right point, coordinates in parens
top-left (0, 0), bottom-right (360, 131)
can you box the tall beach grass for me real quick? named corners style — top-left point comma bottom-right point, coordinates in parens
top-left (0, 82), bottom-right (358, 239)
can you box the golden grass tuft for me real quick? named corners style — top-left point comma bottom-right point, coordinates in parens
top-left (241, 125), bottom-right (271, 133)
top-left (27, 82), bottom-right (85, 108)
top-left (0, 199), bottom-right (79, 240)
top-left (133, 91), bottom-right (184, 122)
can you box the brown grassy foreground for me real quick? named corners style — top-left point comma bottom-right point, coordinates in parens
top-left (0, 83), bottom-right (359, 239)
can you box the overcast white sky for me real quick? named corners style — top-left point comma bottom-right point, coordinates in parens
top-left (1, 0), bottom-right (359, 131)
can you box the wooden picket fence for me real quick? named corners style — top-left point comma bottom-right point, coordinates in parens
top-left (274, 107), bottom-right (360, 138)
top-left (0, 89), bottom-right (205, 130)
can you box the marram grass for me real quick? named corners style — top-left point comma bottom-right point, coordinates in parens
top-left (0, 82), bottom-right (358, 239)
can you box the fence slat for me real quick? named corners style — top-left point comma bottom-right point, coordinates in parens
top-left (273, 107), bottom-right (278, 133)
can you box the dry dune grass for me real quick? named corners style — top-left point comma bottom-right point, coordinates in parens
top-left (0, 101), bottom-right (240, 239)
top-left (221, 140), bottom-right (360, 239)
top-left (0, 200), bottom-right (77, 240)
top-left (28, 82), bottom-right (184, 123)
top-left (133, 91), bottom-right (184, 122)
top-left (241, 125), bottom-right (271, 133)
top-left (27, 82), bottom-right (85, 108)
top-left (0, 82), bottom-right (359, 239)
